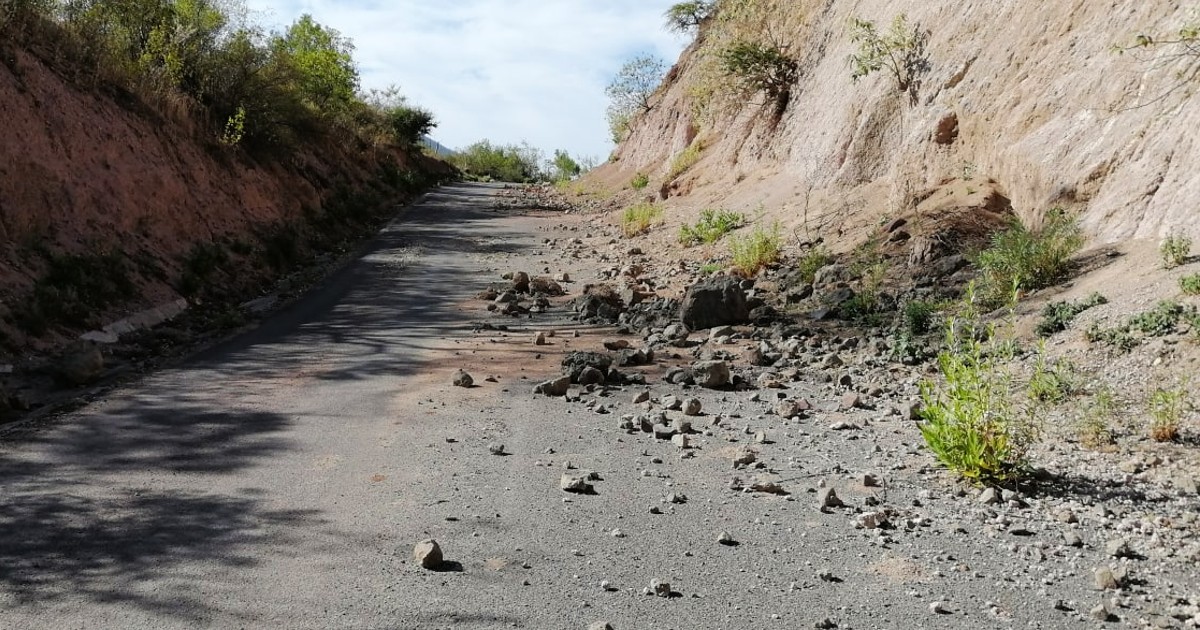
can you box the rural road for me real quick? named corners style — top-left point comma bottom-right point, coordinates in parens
top-left (1, 184), bottom-right (1184, 630)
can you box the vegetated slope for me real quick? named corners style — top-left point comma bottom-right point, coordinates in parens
top-left (593, 0), bottom-right (1199, 245)
top-left (0, 18), bottom-right (449, 356)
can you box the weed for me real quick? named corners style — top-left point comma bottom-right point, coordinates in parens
top-left (839, 261), bottom-right (889, 323)
top-left (795, 247), bottom-right (832, 285)
top-left (1147, 385), bottom-right (1188, 442)
top-left (679, 210), bottom-right (745, 246)
top-left (1129, 300), bottom-right (1190, 336)
top-left (1161, 232), bottom-right (1192, 269)
top-left (917, 284), bottom-right (1040, 484)
top-left (1036, 292), bottom-right (1108, 337)
top-left (620, 202), bottom-right (664, 237)
top-left (729, 223), bottom-right (783, 277)
top-left (667, 141), bottom-right (705, 180)
top-left (1028, 344), bottom-right (1077, 404)
top-left (1079, 387), bottom-right (1117, 449)
top-left (975, 208), bottom-right (1084, 308)
top-left (719, 39), bottom-right (799, 111)
top-left (1181, 273), bottom-right (1200, 295)
top-left (699, 262), bottom-right (723, 275)
top-left (903, 300), bottom-right (938, 336)
top-left (630, 172), bottom-right (650, 190)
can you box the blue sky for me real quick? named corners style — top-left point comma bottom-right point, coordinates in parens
top-left (242, 1), bottom-right (689, 161)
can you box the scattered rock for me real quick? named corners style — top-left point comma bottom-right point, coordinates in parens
top-left (680, 276), bottom-right (749, 330)
top-left (819, 488), bottom-right (844, 510)
top-left (717, 531), bottom-right (737, 546)
top-left (1105, 539), bottom-right (1133, 559)
top-left (839, 392), bottom-right (863, 410)
top-left (692, 360), bottom-right (731, 389)
top-left (533, 376), bottom-right (571, 396)
top-left (1094, 567), bottom-right (1121, 591)
top-left (633, 391), bottom-right (651, 404)
top-left (650, 578), bottom-right (672, 598)
top-left (977, 487), bottom-right (999, 505)
top-left (452, 369), bottom-right (474, 388)
top-left (1090, 601), bottom-right (1114, 622)
top-left (488, 443), bottom-right (506, 456)
top-left (561, 473), bottom-right (594, 494)
top-left (413, 539), bottom-right (443, 569)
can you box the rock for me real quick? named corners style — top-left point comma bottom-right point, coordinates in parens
top-left (829, 420), bottom-right (859, 431)
top-left (1094, 567), bottom-right (1121, 591)
top-left (776, 398), bottom-right (812, 418)
top-left (452, 369), bottom-right (474, 388)
top-left (58, 343), bottom-right (104, 385)
top-left (673, 417), bottom-right (692, 434)
top-left (977, 487), bottom-right (999, 505)
top-left (732, 448), bottom-right (757, 468)
top-left (692, 360), bottom-right (731, 389)
top-left (653, 424), bottom-right (677, 440)
top-left (561, 473), bottom-right (594, 494)
top-left (682, 398), bottom-right (703, 416)
top-left (929, 601), bottom-right (950, 615)
top-left (668, 493), bottom-right (688, 504)
top-left (1105, 539), bottom-right (1133, 558)
top-left (488, 443), bottom-right (506, 456)
top-left (932, 111), bottom-right (959, 145)
top-left (680, 276), bottom-right (749, 330)
top-left (1064, 531), bottom-right (1084, 548)
top-left (650, 579), bottom-right (672, 598)
top-left (562, 352), bottom-right (612, 383)
top-left (511, 271), bottom-right (531, 292)
top-left (671, 434), bottom-right (690, 449)
top-left (633, 391), bottom-right (651, 404)
top-left (533, 376), bottom-right (572, 396)
top-left (661, 395), bottom-right (683, 411)
top-left (813, 264), bottom-right (849, 287)
top-left (588, 622), bottom-right (614, 630)
top-left (556, 272), bottom-right (571, 283)
top-left (814, 619), bottom-right (838, 629)
top-left (534, 332), bottom-right (548, 346)
top-left (529, 277), bottom-right (564, 295)
top-left (751, 479), bottom-right (787, 495)
top-left (413, 539), bottom-right (443, 569)
top-left (839, 393), bottom-right (863, 410)
top-left (862, 473), bottom-right (880, 488)
top-left (717, 531), bottom-right (736, 546)
top-left (857, 512), bottom-right (886, 529)
top-left (819, 488), bottom-right (844, 510)
top-left (578, 367), bottom-right (606, 386)
top-left (602, 339), bottom-right (631, 351)
top-left (1090, 601), bottom-right (1114, 622)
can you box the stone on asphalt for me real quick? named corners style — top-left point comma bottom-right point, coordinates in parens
top-left (413, 539), bottom-right (443, 569)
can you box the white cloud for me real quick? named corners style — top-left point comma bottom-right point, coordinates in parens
top-left (242, 0), bottom-right (689, 161)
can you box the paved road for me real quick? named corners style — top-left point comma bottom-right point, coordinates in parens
top-left (0, 183), bottom-right (551, 628)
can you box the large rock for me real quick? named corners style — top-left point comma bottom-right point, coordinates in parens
top-left (533, 376), bottom-right (571, 396)
top-left (692, 360), bottom-right (731, 389)
top-left (413, 539), bottom-right (443, 569)
top-left (58, 343), bottom-right (104, 385)
top-left (680, 276), bottom-right (749, 330)
top-left (562, 352), bottom-right (612, 384)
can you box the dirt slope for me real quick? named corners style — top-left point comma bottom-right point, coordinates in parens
top-left (593, 0), bottom-right (1199, 245)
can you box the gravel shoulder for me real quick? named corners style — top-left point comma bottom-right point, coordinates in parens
top-left (0, 183), bottom-right (1196, 630)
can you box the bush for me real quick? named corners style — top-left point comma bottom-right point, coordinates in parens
top-left (1147, 386), bottom-right (1188, 442)
top-left (630, 172), bottom-right (650, 190)
top-left (975, 208), bottom-right (1084, 308)
top-left (666, 140), bottom-right (704, 180)
top-left (1028, 346), bottom-right (1077, 404)
top-left (719, 39), bottom-right (798, 111)
top-left (795, 246), bottom-right (831, 285)
top-left (664, 1), bottom-right (716, 34)
top-left (1181, 273), bottom-right (1200, 295)
top-left (729, 223), bottom-right (782, 276)
top-left (1036, 292), bottom-right (1108, 337)
top-left (918, 286), bottom-right (1040, 484)
top-left (1086, 300), bottom-right (1196, 351)
top-left (1161, 232), bottom-right (1193, 269)
top-left (679, 210), bottom-right (745, 246)
top-left (451, 140), bottom-right (544, 182)
top-left (605, 55), bottom-right (666, 144)
top-left (903, 300), bottom-right (938, 336)
top-left (15, 251), bottom-right (137, 333)
top-left (849, 14), bottom-right (928, 94)
top-left (1079, 388), bottom-right (1117, 449)
top-left (621, 202), bottom-right (663, 237)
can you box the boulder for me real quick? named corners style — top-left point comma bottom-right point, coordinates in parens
top-left (58, 343), bottom-right (104, 385)
top-left (680, 276), bottom-right (749, 330)
top-left (562, 352), bottom-right (612, 383)
top-left (692, 360), bottom-right (731, 389)
top-left (413, 539), bottom-right (444, 569)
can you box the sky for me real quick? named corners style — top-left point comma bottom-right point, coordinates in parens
top-left (241, 1), bottom-right (690, 161)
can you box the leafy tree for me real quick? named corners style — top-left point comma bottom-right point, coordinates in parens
top-left (451, 140), bottom-right (544, 182)
top-left (720, 39), bottom-right (798, 111)
top-left (604, 54), bottom-right (666, 143)
top-left (664, 1), bottom-right (716, 34)
top-left (361, 86), bottom-right (436, 145)
top-left (849, 14), bottom-right (928, 95)
top-left (273, 14), bottom-right (359, 110)
top-left (551, 150), bottom-right (582, 182)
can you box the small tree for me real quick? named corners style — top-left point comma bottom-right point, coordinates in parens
top-left (720, 39), bottom-right (799, 112)
top-left (273, 14), bottom-right (359, 110)
top-left (604, 54), bottom-right (666, 143)
top-left (551, 150), bottom-right (582, 182)
top-left (665, 1), bottom-right (716, 34)
top-left (849, 14), bottom-right (928, 95)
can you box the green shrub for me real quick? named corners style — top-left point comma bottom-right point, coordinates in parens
top-left (1028, 346), bottom-right (1078, 404)
top-left (1181, 273), bottom-right (1200, 295)
top-left (903, 300), bottom-right (938, 336)
top-left (795, 246), bottom-right (832, 285)
top-left (1036, 292), bottom-right (1108, 337)
top-left (699, 262), bottom-right (722, 275)
top-left (630, 172), bottom-right (650, 190)
top-left (679, 210), bottom-right (745, 246)
top-left (1162, 232), bottom-right (1193, 269)
top-left (729, 223), bottom-right (782, 276)
top-left (849, 14), bottom-right (927, 93)
top-left (918, 286), bottom-right (1039, 484)
top-left (1086, 300), bottom-right (1196, 351)
top-left (975, 208), bottom-right (1084, 308)
top-left (719, 39), bottom-right (798, 110)
top-left (666, 141), bottom-right (704, 180)
top-left (664, 1), bottom-right (716, 34)
top-left (621, 202), bottom-right (664, 237)
top-left (1078, 388), bottom-right (1117, 449)
top-left (1148, 385), bottom-right (1188, 442)
top-left (451, 140), bottom-right (544, 182)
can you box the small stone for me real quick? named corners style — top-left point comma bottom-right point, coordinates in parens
top-left (814, 619), bottom-right (838, 630)
top-left (661, 395), bottom-right (683, 411)
top-left (1090, 601), bottom-right (1114, 622)
top-left (753, 431), bottom-right (768, 444)
top-left (668, 493), bottom-right (688, 504)
top-left (776, 398), bottom-right (812, 418)
top-left (929, 601), bottom-right (949, 614)
top-left (534, 376), bottom-right (572, 397)
top-left (653, 424), bottom-right (676, 440)
top-left (488, 443), bottom-right (506, 456)
top-left (731, 448), bottom-right (757, 468)
top-left (671, 434), bottom-right (690, 449)
top-left (452, 369), bottom-right (474, 388)
top-left (603, 339), bottom-right (631, 351)
top-left (610, 528), bottom-right (625, 538)
top-left (534, 332), bottom-right (548, 346)
top-left (862, 473), bottom-right (880, 488)
top-left (1064, 531), bottom-right (1084, 548)
top-left (413, 539), bottom-right (443, 569)
top-left (1105, 539), bottom-right (1132, 558)
top-left (819, 487), bottom-right (844, 510)
top-left (692, 360), bottom-right (731, 389)
top-left (977, 487), bottom-right (999, 505)
top-left (839, 393), bottom-right (862, 410)
top-left (857, 512), bottom-right (885, 529)
top-left (648, 505), bottom-right (663, 515)
top-left (561, 473), bottom-right (594, 494)
top-left (650, 579), bottom-right (671, 597)
top-left (682, 398), bottom-right (703, 416)
top-left (588, 622), bottom-right (614, 630)
top-left (717, 531), bottom-right (736, 546)
top-left (1094, 567), bottom-right (1120, 591)
top-left (633, 391), bottom-right (651, 404)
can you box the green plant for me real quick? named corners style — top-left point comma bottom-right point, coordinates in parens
top-left (719, 39), bottom-right (799, 111)
top-left (620, 202), bottom-right (664, 237)
top-left (451, 140), bottom-right (544, 182)
top-left (1036, 292), bottom-right (1108, 337)
top-left (664, 1), bottom-right (716, 34)
top-left (1129, 300), bottom-right (1190, 336)
top-left (795, 246), bottom-right (831, 285)
top-left (605, 54), bottom-right (666, 143)
top-left (630, 172), bottom-right (650, 190)
top-left (1147, 385), bottom-right (1188, 442)
top-left (917, 285), bottom-right (1040, 484)
top-left (1181, 273), bottom-right (1200, 295)
top-left (1028, 345), bottom-right (1077, 404)
top-left (729, 223), bottom-right (782, 276)
top-left (849, 14), bottom-right (928, 94)
top-left (699, 262), bottom-right (722, 275)
top-left (974, 208), bottom-right (1084, 308)
top-left (839, 260), bottom-right (889, 322)
top-left (1161, 232), bottom-right (1193, 269)
top-left (903, 300), bottom-right (938, 336)
top-left (679, 209), bottom-right (745, 246)
top-left (666, 140), bottom-right (705, 180)
top-left (220, 105), bottom-right (246, 146)
top-left (1079, 387), bottom-right (1118, 449)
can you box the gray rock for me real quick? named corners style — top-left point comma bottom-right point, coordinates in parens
top-left (717, 531), bottom-right (736, 545)
top-left (534, 332), bottom-right (548, 346)
top-left (633, 391), bottom-right (651, 404)
top-left (661, 395), bottom-right (683, 411)
top-left (977, 487), bottom-right (999, 505)
top-left (929, 601), bottom-right (949, 615)
top-left (588, 622), bottom-right (614, 630)
top-left (1094, 567), bottom-right (1120, 590)
top-left (562, 352), bottom-right (612, 383)
top-left (653, 424), bottom-right (677, 440)
top-left (533, 376), bottom-right (572, 396)
top-left (692, 360), bottom-right (731, 389)
top-left (819, 487), bottom-right (844, 510)
top-left (413, 539), bottom-right (443, 569)
top-left (680, 276), bottom-right (749, 330)
top-left (578, 366), bottom-right (606, 386)
top-left (671, 434), bottom-right (690, 449)
top-left (488, 443), bottom-right (506, 456)
top-left (1090, 601), bottom-right (1114, 622)
top-left (682, 398), bottom-right (703, 416)
top-left (650, 578), bottom-right (672, 598)
top-left (839, 393), bottom-right (863, 410)
top-left (776, 398), bottom-right (812, 418)
top-left (602, 338), bottom-right (631, 351)
top-left (561, 473), bottom-right (594, 494)
top-left (511, 271), bottom-right (530, 292)
top-left (1105, 538), bottom-right (1133, 558)
top-left (452, 369), bottom-right (474, 388)
top-left (1064, 531), bottom-right (1084, 548)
